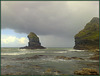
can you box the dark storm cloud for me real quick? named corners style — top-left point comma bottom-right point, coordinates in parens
top-left (1, 1), bottom-right (99, 47)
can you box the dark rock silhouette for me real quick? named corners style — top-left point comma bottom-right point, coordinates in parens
top-left (20, 32), bottom-right (45, 49)
top-left (74, 17), bottom-right (99, 50)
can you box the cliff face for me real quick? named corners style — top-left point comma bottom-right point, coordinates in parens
top-left (74, 17), bottom-right (99, 50)
top-left (20, 32), bottom-right (45, 49)
top-left (28, 32), bottom-right (41, 47)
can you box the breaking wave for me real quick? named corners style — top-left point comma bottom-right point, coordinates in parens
top-left (1, 50), bottom-right (45, 55)
top-left (68, 49), bottom-right (84, 52)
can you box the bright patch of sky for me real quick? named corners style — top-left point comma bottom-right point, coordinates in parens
top-left (2, 29), bottom-right (27, 38)
top-left (1, 34), bottom-right (28, 47)
top-left (1, 29), bottom-right (28, 47)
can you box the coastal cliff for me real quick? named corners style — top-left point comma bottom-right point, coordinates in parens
top-left (20, 32), bottom-right (45, 49)
top-left (74, 17), bottom-right (99, 50)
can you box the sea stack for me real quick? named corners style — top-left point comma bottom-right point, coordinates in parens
top-left (20, 32), bottom-right (45, 49)
top-left (74, 17), bottom-right (99, 50)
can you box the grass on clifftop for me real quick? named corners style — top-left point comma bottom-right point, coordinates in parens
top-left (75, 18), bottom-right (99, 40)
top-left (28, 32), bottom-right (38, 38)
top-left (28, 32), bottom-right (39, 41)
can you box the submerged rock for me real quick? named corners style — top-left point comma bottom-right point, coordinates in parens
top-left (55, 56), bottom-right (71, 60)
top-left (74, 68), bottom-right (99, 75)
top-left (26, 55), bottom-right (47, 59)
top-left (32, 65), bottom-right (42, 69)
top-left (20, 32), bottom-right (45, 49)
top-left (55, 56), bottom-right (84, 60)
top-left (5, 65), bottom-right (13, 68)
top-left (71, 57), bottom-right (84, 60)
top-left (74, 17), bottom-right (99, 50)
top-left (90, 55), bottom-right (99, 60)
top-left (43, 68), bottom-right (62, 75)
top-left (2, 72), bottom-right (26, 75)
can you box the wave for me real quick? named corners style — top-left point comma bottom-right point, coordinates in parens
top-left (89, 54), bottom-right (94, 55)
top-left (1, 52), bottom-right (25, 55)
top-left (68, 49), bottom-right (84, 52)
top-left (18, 49), bottom-right (27, 51)
top-left (39, 58), bottom-right (73, 63)
top-left (32, 51), bottom-right (45, 53)
top-left (53, 51), bottom-right (67, 53)
top-left (85, 59), bottom-right (99, 62)
top-left (1, 51), bottom-right (45, 55)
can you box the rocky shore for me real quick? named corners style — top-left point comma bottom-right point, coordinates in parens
top-left (73, 17), bottom-right (99, 75)
top-left (74, 68), bottom-right (99, 75)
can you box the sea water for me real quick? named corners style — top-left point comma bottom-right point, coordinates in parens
top-left (1, 47), bottom-right (99, 75)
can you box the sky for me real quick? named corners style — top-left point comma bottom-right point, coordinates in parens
top-left (1, 1), bottom-right (99, 47)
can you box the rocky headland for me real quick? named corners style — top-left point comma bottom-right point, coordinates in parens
top-left (73, 17), bottom-right (99, 75)
top-left (20, 32), bottom-right (45, 49)
top-left (74, 17), bottom-right (99, 50)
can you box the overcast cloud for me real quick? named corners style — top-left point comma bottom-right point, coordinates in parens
top-left (1, 1), bottom-right (99, 47)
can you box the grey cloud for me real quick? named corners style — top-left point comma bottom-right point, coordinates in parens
top-left (1, 1), bottom-right (99, 47)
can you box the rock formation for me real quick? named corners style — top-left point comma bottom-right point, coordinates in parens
top-left (74, 68), bottom-right (99, 75)
top-left (20, 32), bottom-right (45, 49)
top-left (74, 17), bottom-right (99, 50)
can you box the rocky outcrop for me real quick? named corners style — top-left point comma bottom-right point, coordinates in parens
top-left (55, 56), bottom-right (84, 60)
top-left (43, 68), bottom-right (62, 75)
top-left (74, 68), bottom-right (99, 75)
top-left (74, 17), bottom-right (99, 50)
top-left (20, 32), bottom-right (45, 49)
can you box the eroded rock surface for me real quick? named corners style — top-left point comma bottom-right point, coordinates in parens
top-left (20, 32), bottom-right (45, 49)
top-left (74, 17), bottom-right (99, 50)
top-left (74, 68), bottom-right (99, 75)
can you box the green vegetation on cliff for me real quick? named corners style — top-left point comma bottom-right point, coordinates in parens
top-left (28, 32), bottom-right (39, 41)
top-left (28, 32), bottom-right (38, 38)
top-left (74, 17), bottom-right (99, 50)
top-left (75, 17), bottom-right (99, 40)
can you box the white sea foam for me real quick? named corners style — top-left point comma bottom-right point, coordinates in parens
top-left (32, 51), bottom-right (45, 53)
top-left (1, 51), bottom-right (45, 55)
top-left (85, 59), bottom-right (99, 62)
top-left (53, 51), bottom-right (67, 53)
top-left (1, 52), bottom-right (25, 55)
top-left (39, 57), bottom-right (72, 62)
top-left (68, 49), bottom-right (84, 52)
top-left (48, 58), bottom-right (73, 62)
top-left (89, 54), bottom-right (94, 55)
top-left (18, 49), bottom-right (26, 51)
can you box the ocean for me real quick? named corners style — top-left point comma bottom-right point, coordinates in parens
top-left (1, 47), bottom-right (99, 75)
